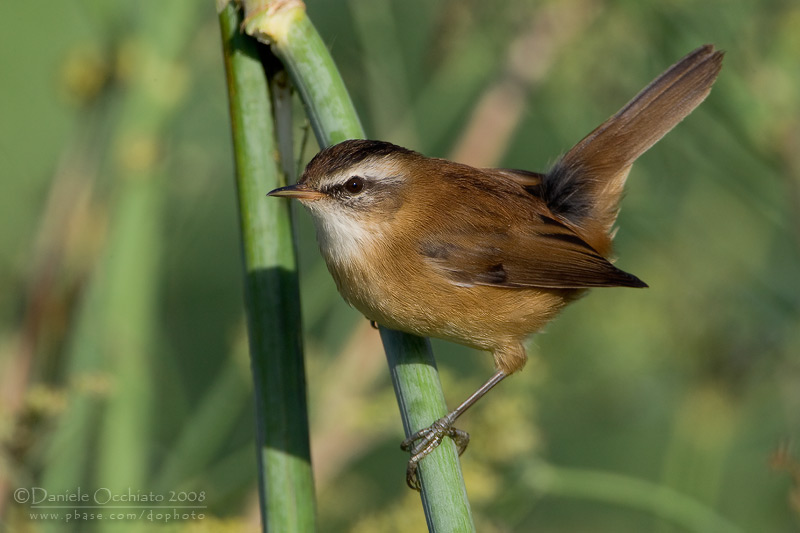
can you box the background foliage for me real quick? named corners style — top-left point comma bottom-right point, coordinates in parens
top-left (1, 0), bottom-right (799, 531)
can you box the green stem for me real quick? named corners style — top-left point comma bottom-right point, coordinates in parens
top-left (380, 330), bottom-right (476, 532)
top-left (219, 4), bottom-right (316, 532)
top-left (240, 1), bottom-right (363, 146)
top-left (239, 1), bottom-right (475, 530)
top-left (529, 463), bottom-right (744, 533)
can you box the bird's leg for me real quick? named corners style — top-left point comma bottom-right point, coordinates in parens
top-left (401, 370), bottom-right (508, 490)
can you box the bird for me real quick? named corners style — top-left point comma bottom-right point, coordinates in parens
top-left (268, 44), bottom-right (723, 489)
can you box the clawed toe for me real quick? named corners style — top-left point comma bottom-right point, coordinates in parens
top-left (398, 372), bottom-right (508, 490)
top-left (401, 417), bottom-right (470, 490)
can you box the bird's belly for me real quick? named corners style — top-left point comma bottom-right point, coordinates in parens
top-left (331, 255), bottom-right (575, 351)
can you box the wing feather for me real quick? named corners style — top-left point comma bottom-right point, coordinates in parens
top-left (417, 177), bottom-right (646, 289)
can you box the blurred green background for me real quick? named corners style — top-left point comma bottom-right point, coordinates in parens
top-left (2, 0), bottom-right (799, 531)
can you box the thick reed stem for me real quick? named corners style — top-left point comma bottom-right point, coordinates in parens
top-left (219, 4), bottom-right (316, 531)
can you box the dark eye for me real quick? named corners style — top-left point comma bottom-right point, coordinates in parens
top-left (344, 176), bottom-right (365, 194)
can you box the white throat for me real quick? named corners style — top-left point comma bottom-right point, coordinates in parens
top-left (310, 209), bottom-right (381, 267)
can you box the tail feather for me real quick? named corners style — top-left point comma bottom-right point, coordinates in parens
top-left (542, 45), bottom-right (723, 249)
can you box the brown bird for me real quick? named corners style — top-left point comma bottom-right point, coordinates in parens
top-left (269, 44), bottom-right (723, 489)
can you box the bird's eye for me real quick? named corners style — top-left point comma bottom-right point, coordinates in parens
top-left (344, 176), bottom-right (365, 194)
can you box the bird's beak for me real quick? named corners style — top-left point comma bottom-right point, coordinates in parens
top-left (267, 184), bottom-right (325, 201)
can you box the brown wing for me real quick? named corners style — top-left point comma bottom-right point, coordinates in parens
top-left (418, 198), bottom-right (646, 289)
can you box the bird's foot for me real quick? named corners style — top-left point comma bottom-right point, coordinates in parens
top-left (400, 416), bottom-right (470, 491)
